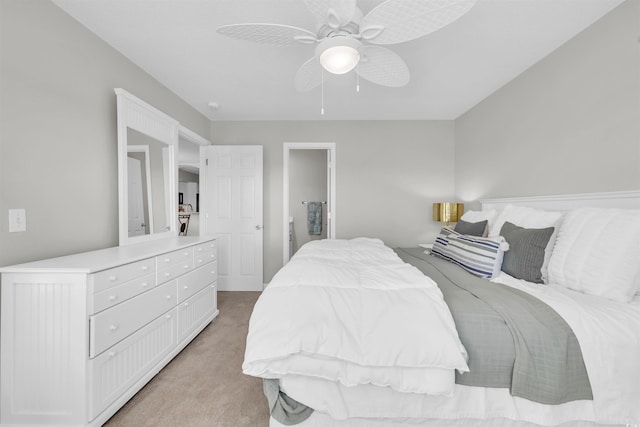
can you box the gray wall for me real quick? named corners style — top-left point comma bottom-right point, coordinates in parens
top-left (455, 0), bottom-right (640, 204)
top-left (210, 121), bottom-right (455, 282)
top-left (179, 170), bottom-right (199, 183)
top-left (0, 0), bottom-right (210, 267)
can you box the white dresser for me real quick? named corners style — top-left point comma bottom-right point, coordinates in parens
top-left (0, 236), bottom-right (218, 426)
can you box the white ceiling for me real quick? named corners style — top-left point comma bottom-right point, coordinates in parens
top-left (52, 0), bottom-right (624, 121)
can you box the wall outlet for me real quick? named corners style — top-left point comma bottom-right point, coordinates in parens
top-left (9, 209), bottom-right (26, 232)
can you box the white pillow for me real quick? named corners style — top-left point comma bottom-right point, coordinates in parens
top-left (459, 209), bottom-right (497, 237)
top-left (547, 207), bottom-right (640, 302)
top-left (487, 204), bottom-right (563, 283)
top-left (488, 204), bottom-right (562, 237)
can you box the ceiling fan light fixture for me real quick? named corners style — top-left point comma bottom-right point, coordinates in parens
top-left (316, 36), bottom-right (362, 75)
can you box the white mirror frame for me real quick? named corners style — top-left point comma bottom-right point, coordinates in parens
top-left (116, 88), bottom-right (179, 245)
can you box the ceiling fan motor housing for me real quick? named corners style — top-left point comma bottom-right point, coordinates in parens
top-left (316, 7), bottom-right (363, 39)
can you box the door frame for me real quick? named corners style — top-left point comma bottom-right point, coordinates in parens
top-left (283, 142), bottom-right (336, 265)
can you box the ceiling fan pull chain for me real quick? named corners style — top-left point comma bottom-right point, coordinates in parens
top-left (356, 63), bottom-right (360, 93)
top-left (321, 68), bottom-right (325, 116)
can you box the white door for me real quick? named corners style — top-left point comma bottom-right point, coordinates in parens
top-left (127, 157), bottom-right (146, 236)
top-left (201, 145), bottom-right (263, 291)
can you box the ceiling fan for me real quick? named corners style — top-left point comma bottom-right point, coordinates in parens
top-left (216, 0), bottom-right (477, 92)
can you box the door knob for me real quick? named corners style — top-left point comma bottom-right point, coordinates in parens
top-left (255, 225), bottom-right (262, 230)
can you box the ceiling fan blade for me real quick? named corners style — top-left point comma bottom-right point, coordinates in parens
top-left (304, 0), bottom-right (357, 28)
top-left (356, 46), bottom-right (410, 87)
top-left (216, 23), bottom-right (317, 46)
top-left (294, 57), bottom-right (323, 92)
top-left (360, 0), bottom-right (476, 45)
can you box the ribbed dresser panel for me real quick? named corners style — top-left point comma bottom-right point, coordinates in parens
top-left (1, 273), bottom-right (88, 425)
top-left (177, 284), bottom-right (216, 344)
top-left (90, 308), bottom-right (177, 420)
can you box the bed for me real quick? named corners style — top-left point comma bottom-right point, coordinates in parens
top-left (243, 191), bottom-right (640, 427)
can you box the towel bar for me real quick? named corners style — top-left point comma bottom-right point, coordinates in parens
top-left (301, 201), bottom-right (327, 205)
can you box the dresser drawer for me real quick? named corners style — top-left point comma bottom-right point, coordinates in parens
top-left (156, 247), bottom-right (193, 270)
top-left (91, 273), bottom-right (155, 314)
top-left (194, 250), bottom-right (216, 268)
top-left (177, 263), bottom-right (217, 303)
top-left (90, 308), bottom-right (177, 419)
top-left (158, 259), bottom-right (194, 284)
top-left (89, 281), bottom-right (177, 358)
top-left (91, 258), bottom-right (155, 294)
top-left (193, 240), bottom-right (216, 256)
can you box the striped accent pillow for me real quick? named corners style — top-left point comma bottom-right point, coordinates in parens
top-left (431, 228), bottom-right (509, 278)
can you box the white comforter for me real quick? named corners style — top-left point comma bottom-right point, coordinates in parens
top-left (243, 238), bottom-right (469, 395)
top-left (275, 272), bottom-right (640, 426)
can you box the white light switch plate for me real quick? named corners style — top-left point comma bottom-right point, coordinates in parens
top-left (9, 209), bottom-right (26, 232)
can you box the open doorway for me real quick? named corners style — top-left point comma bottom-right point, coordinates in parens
top-left (283, 142), bottom-right (336, 264)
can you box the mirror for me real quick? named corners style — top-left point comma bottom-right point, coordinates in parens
top-left (127, 129), bottom-right (171, 236)
top-left (116, 88), bottom-right (178, 245)
top-left (176, 125), bottom-right (211, 236)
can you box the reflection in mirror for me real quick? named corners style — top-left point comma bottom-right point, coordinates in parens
top-left (126, 145), bottom-right (151, 236)
top-left (177, 125), bottom-right (211, 237)
top-left (178, 138), bottom-right (200, 214)
top-left (116, 88), bottom-right (178, 246)
top-left (127, 129), bottom-right (171, 236)
top-left (178, 170), bottom-right (199, 213)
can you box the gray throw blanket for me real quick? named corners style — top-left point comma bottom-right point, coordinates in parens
top-left (306, 202), bottom-right (322, 235)
top-left (263, 379), bottom-right (313, 425)
top-left (395, 247), bottom-right (593, 404)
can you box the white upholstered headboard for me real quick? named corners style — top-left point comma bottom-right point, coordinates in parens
top-left (480, 190), bottom-right (640, 212)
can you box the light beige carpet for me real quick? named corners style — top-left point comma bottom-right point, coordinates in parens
top-left (105, 291), bottom-right (270, 427)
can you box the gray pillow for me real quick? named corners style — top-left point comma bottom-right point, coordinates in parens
top-left (454, 219), bottom-right (488, 237)
top-left (500, 221), bottom-right (554, 284)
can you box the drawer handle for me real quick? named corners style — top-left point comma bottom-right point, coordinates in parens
top-left (184, 302), bottom-right (189, 307)
top-left (109, 325), bottom-right (119, 332)
top-left (197, 247), bottom-right (203, 252)
top-left (108, 351), bottom-right (116, 358)
top-left (197, 259), bottom-right (203, 264)
top-left (165, 314), bottom-right (172, 319)
top-left (108, 275), bottom-right (117, 281)
top-left (166, 295), bottom-right (172, 300)
top-left (211, 271), bottom-right (216, 275)
top-left (184, 264), bottom-right (190, 269)
top-left (141, 282), bottom-right (149, 288)
top-left (108, 295), bottom-right (118, 301)
top-left (184, 285), bottom-right (189, 289)
top-left (184, 251), bottom-right (190, 256)
top-left (141, 265), bottom-right (149, 271)
top-left (164, 258), bottom-right (171, 263)
top-left (164, 272), bottom-right (171, 277)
